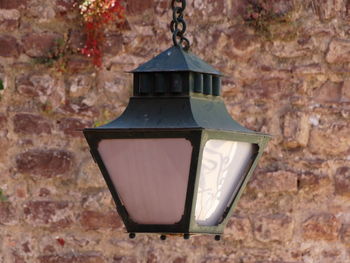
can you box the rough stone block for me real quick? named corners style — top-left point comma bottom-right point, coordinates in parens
top-left (283, 111), bottom-right (310, 148)
top-left (16, 74), bottom-right (55, 98)
top-left (249, 171), bottom-right (298, 193)
top-left (127, 0), bottom-right (153, 15)
top-left (298, 172), bottom-right (330, 191)
top-left (13, 113), bottom-right (51, 135)
top-left (254, 214), bottom-right (293, 242)
top-left (0, 202), bottom-right (15, 224)
top-left (59, 100), bottom-right (99, 118)
top-left (24, 201), bottom-right (73, 227)
top-left (271, 41), bottom-right (311, 59)
top-left (22, 32), bottom-right (63, 58)
top-left (312, 0), bottom-right (344, 21)
top-left (173, 257), bottom-right (187, 263)
top-left (313, 80), bottom-right (342, 103)
top-left (0, 35), bottom-right (19, 57)
top-left (67, 74), bottom-right (92, 97)
top-left (309, 126), bottom-right (350, 156)
top-left (0, 0), bottom-right (27, 9)
top-left (216, 26), bottom-right (260, 61)
top-left (293, 63), bottom-right (325, 75)
top-left (341, 224), bottom-right (350, 245)
top-left (66, 56), bottom-right (92, 72)
top-left (341, 79), bottom-right (350, 102)
top-left (303, 214), bottom-right (340, 241)
top-left (56, 0), bottom-right (76, 15)
top-left (103, 33), bottom-right (123, 56)
top-left (68, 30), bottom-right (86, 51)
top-left (0, 9), bottom-right (20, 30)
top-left (193, 0), bottom-right (226, 17)
top-left (80, 210), bottom-right (122, 230)
top-left (226, 215), bottom-right (252, 241)
top-left (334, 167), bottom-right (350, 197)
top-left (58, 118), bottom-right (92, 137)
top-left (326, 39), bottom-right (350, 64)
top-left (16, 149), bottom-right (74, 178)
top-left (0, 113), bottom-right (7, 125)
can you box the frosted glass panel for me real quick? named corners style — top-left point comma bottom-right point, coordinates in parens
top-left (195, 140), bottom-right (254, 226)
top-left (98, 138), bottom-right (193, 225)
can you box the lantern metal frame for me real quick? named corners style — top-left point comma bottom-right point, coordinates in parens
top-left (84, 63), bottom-right (271, 236)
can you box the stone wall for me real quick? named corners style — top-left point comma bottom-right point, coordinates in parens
top-left (0, 0), bottom-right (349, 262)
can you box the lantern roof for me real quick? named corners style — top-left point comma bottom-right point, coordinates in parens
top-left (132, 46), bottom-right (222, 76)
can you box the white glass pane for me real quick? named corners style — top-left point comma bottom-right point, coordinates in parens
top-left (98, 138), bottom-right (193, 225)
top-left (195, 140), bottom-right (255, 226)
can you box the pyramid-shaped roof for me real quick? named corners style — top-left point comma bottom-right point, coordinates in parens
top-left (132, 46), bottom-right (222, 75)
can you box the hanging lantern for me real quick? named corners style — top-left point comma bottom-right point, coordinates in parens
top-left (84, 0), bottom-right (271, 240)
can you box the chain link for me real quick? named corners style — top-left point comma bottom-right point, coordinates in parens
top-left (170, 0), bottom-right (190, 51)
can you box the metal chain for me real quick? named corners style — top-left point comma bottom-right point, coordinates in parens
top-left (170, 0), bottom-right (190, 51)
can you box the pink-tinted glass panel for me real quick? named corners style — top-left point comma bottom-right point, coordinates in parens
top-left (98, 138), bottom-right (193, 225)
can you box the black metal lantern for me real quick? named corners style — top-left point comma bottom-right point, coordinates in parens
top-left (84, 0), bottom-right (271, 240)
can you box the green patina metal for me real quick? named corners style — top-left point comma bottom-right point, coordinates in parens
top-left (84, 45), bottom-right (271, 239)
top-left (133, 46), bottom-right (221, 75)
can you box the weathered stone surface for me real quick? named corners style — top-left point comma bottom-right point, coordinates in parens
top-left (216, 26), bottom-right (260, 60)
top-left (249, 171), bottom-right (298, 193)
top-left (254, 214), bottom-right (293, 242)
top-left (303, 214), bottom-right (340, 241)
top-left (56, 0), bottom-right (76, 15)
top-left (68, 29), bottom-right (86, 51)
top-left (283, 111), bottom-right (310, 148)
top-left (113, 256), bottom-right (137, 263)
top-left (12, 252), bottom-right (26, 263)
top-left (28, 3), bottom-right (56, 20)
top-left (67, 74), bottom-right (92, 97)
top-left (23, 201), bottom-right (72, 227)
top-left (66, 56), bottom-right (92, 72)
top-left (59, 100), bottom-right (99, 117)
top-left (298, 172), bottom-right (330, 191)
top-left (226, 216), bottom-right (252, 241)
top-left (80, 210), bottom-right (122, 230)
top-left (16, 74), bottom-right (55, 98)
top-left (341, 79), bottom-right (350, 102)
top-left (193, 0), bottom-right (226, 17)
top-left (58, 118), bottom-right (92, 137)
top-left (313, 80), bottom-right (342, 103)
top-left (334, 167), bottom-right (350, 197)
top-left (309, 126), bottom-right (350, 156)
top-left (0, 0), bottom-right (27, 9)
top-left (173, 257), bottom-right (187, 263)
top-left (312, 0), bottom-right (344, 21)
top-left (270, 41), bottom-right (311, 59)
top-left (38, 253), bottom-right (104, 263)
top-left (0, 202), bottom-right (15, 224)
top-left (0, 113), bottom-right (7, 125)
top-left (0, 9), bottom-right (20, 30)
top-left (127, 0), bottom-right (153, 15)
top-left (341, 224), bottom-right (350, 245)
top-left (22, 32), bottom-right (63, 58)
top-left (0, 35), bottom-right (19, 57)
top-left (103, 33), bottom-right (123, 56)
top-left (326, 39), bottom-right (350, 64)
top-left (293, 63), bottom-right (325, 75)
top-left (16, 149), bottom-right (74, 177)
top-left (13, 113), bottom-right (51, 135)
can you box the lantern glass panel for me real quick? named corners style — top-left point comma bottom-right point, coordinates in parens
top-left (98, 138), bottom-right (193, 225)
top-left (195, 140), bottom-right (255, 226)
